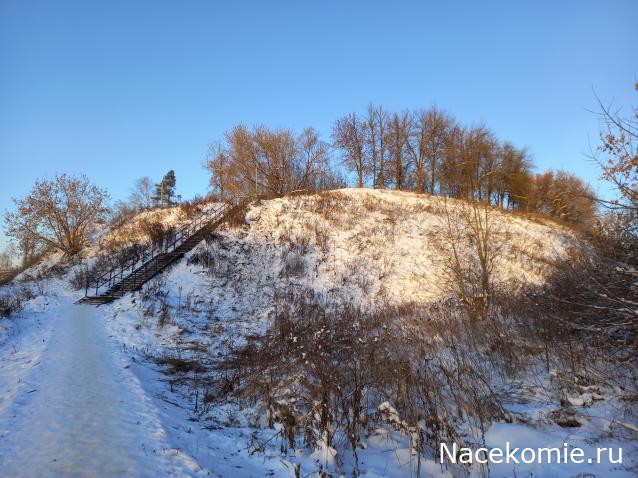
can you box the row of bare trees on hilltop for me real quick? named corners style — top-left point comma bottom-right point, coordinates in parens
top-left (5, 90), bottom-right (627, 265)
top-left (334, 105), bottom-right (596, 223)
top-left (206, 104), bottom-right (596, 224)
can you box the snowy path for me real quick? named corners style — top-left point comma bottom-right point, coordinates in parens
top-left (0, 304), bottom-right (201, 477)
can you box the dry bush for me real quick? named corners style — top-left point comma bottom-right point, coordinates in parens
top-left (517, 244), bottom-right (638, 394)
top-left (188, 240), bottom-right (233, 277)
top-left (179, 202), bottom-right (202, 219)
top-left (218, 297), bottom-right (395, 474)
top-left (0, 269), bottom-right (18, 286)
top-left (214, 293), bottom-right (512, 476)
top-left (0, 286), bottom-right (35, 318)
top-left (19, 259), bottom-right (69, 284)
top-left (69, 243), bottom-right (146, 291)
top-left (109, 201), bottom-right (140, 230)
top-left (158, 301), bottom-right (172, 327)
top-left (102, 206), bottom-right (187, 252)
top-left (306, 191), bottom-right (353, 221)
top-left (187, 244), bottom-right (216, 269)
top-left (279, 251), bottom-right (305, 278)
top-left (223, 209), bottom-right (246, 228)
top-left (178, 194), bottom-right (217, 219)
top-left (140, 276), bottom-right (168, 303)
top-left (149, 253), bottom-right (626, 475)
top-left (156, 356), bottom-right (206, 375)
top-left (137, 218), bottom-right (174, 249)
top-left (433, 198), bottom-right (503, 321)
top-left (361, 194), bottom-right (382, 213)
top-left (412, 200), bottom-right (442, 215)
top-left (306, 221), bottom-right (329, 255)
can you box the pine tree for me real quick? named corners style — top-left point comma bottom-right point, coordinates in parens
top-left (153, 170), bottom-right (177, 207)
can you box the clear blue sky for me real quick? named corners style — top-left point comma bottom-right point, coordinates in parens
top-left (1, 1), bottom-right (636, 249)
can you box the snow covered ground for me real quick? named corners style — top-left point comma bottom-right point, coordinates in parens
top-left (0, 189), bottom-right (636, 477)
top-left (0, 290), bottom-right (203, 477)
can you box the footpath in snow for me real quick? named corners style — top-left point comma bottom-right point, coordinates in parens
top-left (0, 303), bottom-right (201, 478)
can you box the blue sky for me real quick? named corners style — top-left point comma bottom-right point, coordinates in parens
top-left (1, 1), bottom-right (637, 249)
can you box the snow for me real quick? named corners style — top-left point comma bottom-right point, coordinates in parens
top-left (225, 189), bottom-right (575, 308)
top-left (0, 189), bottom-right (636, 477)
top-left (0, 298), bottom-right (203, 477)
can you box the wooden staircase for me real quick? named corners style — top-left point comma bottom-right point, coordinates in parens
top-left (77, 201), bottom-right (246, 305)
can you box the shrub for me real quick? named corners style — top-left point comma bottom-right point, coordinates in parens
top-left (138, 219), bottom-right (169, 248)
top-left (179, 201), bottom-right (204, 219)
top-left (279, 251), bottom-right (305, 278)
top-left (214, 293), bottom-right (509, 476)
top-left (0, 286), bottom-right (35, 318)
top-left (69, 243), bottom-right (146, 291)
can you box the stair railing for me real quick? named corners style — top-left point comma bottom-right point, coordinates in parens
top-left (85, 202), bottom-right (231, 297)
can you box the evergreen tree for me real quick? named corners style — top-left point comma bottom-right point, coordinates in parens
top-left (153, 170), bottom-right (177, 207)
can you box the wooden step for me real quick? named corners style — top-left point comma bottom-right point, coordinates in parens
top-left (78, 203), bottom-right (242, 306)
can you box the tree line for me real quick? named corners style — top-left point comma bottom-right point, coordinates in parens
top-left (332, 105), bottom-right (595, 223)
top-left (206, 105), bottom-right (596, 224)
top-left (3, 99), bottom-right (608, 263)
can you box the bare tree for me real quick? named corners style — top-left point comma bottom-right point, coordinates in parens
top-left (408, 107), bottom-right (453, 194)
top-left (206, 125), bottom-right (330, 199)
top-left (458, 125), bottom-right (498, 201)
top-left (594, 83), bottom-right (638, 211)
top-left (439, 125), bottom-right (465, 198)
top-left (550, 171), bottom-right (596, 224)
top-left (4, 174), bottom-right (110, 256)
top-left (129, 176), bottom-right (153, 210)
top-left (591, 83), bottom-right (638, 253)
top-left (230, 125), bottom-right (292, 196)
top-left (525, 170), bottom-right (596, 224)
top-left (387, 111), bottom-right (412, 190)
top-left (437, 194), bottom-right (500, 321)
top-left (0, 250), bottom-right (12, 270)
top-left (297, 127), bottom-right (330, 190)
top-left (495, 143), bottom-right (532, 209)
top-left (365, 104), bottom-right (388, 189)
top-left (206, 142), bottom-right (232, 201)
top-left (332, 113), bottom-right (368, 188)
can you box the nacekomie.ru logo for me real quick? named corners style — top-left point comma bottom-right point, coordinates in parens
top-left (440, 442), bottom-right (623, 465)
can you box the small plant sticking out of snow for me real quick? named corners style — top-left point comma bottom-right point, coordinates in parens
top-left (279, 251), bottom-right (305, 278)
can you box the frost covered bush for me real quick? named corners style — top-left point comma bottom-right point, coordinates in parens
top-left (513, 244), bottom-right (638, 396)
top-left (218, 297), bottom-right (394, 474)
top-left (212, 282), bottom-right (608, 475)
top-left (215, 293), bottom-right (514, 476)
top-left (0, 286), bottom-right (34, 318)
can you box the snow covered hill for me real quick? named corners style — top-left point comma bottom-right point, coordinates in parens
top-left (231, 188), bottom-right (572, 305)
top-left (109, 187), bottom-right (577, 367)
top-left (1, 189), bottom-right (636, 477)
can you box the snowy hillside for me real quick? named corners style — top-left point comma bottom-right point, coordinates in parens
top-left (109, 188), bottom-right (577, 365)
top-left (1, 189), bottom-right (636, 477)
top-left (236, 188), bottom-right (572, 305)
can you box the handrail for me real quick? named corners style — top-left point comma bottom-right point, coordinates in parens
top-left (85, 202), bottom-right (231, 297)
